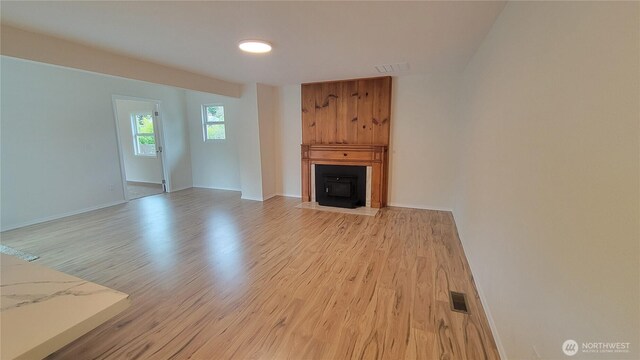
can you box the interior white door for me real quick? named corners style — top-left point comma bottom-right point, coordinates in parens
top-left (113, 98), bottom-right (166, 199)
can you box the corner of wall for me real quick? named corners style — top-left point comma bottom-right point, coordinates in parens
top-left (452, 210), bottom-right (508, 360)
top-left (178, 89), bottom-right (194, 190)
top-left (237, 83), bottom-right (264, 201)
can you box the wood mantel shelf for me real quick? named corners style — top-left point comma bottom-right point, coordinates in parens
top-left (301, 144), bottom-right (389, 208)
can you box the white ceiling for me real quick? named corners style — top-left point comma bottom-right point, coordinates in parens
top-left (0, 1), bottom-right (506, 86)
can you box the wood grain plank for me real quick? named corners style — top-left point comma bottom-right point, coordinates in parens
top-left (336, 80), bottom-right (359, 144)
top-left (323, 81), bottom-right (338, 143)
top-left (301, 77), bottom-right (389, 146)
top-left (357, 79), bottom-right (375, 144)
top-left (313, 83), bottom-right (326, 143)
top-left (405, 327), bottom-right (438, 360)
top-left (301, 84), bottom-right (316, 144)
top-left (0, 189), bottom-right (500, 360)
top-left (372, 76), bottom-right (392, 145)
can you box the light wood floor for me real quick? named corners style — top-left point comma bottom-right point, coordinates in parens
top-left (1, 188), bottom-right (499, 360)
top-left (127, 181), bottom-right (164, 200)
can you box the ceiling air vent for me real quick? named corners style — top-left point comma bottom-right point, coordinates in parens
top-left (374, 62), bottom-right (410, 74)
top-left (450, 291), bottom-right (469, 314)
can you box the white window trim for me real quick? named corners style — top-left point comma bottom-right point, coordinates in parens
top-left (202, 104), bottom-right (226, 141)
top-left (131, 112), bottom-right (157, 158)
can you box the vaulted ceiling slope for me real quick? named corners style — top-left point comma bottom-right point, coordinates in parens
top-left (1, 1), bottom-right (505, 86)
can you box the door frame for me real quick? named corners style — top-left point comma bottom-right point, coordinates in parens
top-left (112, 95), bottom-right (171, 201)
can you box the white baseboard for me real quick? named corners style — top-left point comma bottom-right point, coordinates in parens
top-left (387, 202), bottom-right (453, 212)
top-left (169, 185), bottom-right (192, 192)
top-left (262, 193), bottom-right (277, 201)
top-left (127, 180), bottom-right (163, 185)
top-left (241, 192), bottom-right (280, 202)
top-left (1, 200), bottom-right (127, 232)
top-left (472, 273), bottom-right (508, 360)
top-left (277, 193), bottom-right (302, 199)
top-left (451, 210), bottom-right (508, 360)
top-left (240, 195), bottom-right (263, 201)
top-left (192, 185), bottom-right (241, 192)
top-left (238, 194), bottom-right (301, 201)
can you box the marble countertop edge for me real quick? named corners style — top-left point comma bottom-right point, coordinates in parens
top-left (1, 254), bottom-right (131, 360)
top-left (13, 296), bottom-right (131, 360)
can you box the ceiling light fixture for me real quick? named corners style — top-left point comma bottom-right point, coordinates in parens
top-left (238, 40), bottom-right (272, 54)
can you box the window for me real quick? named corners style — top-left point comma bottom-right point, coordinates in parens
top-left (131, 112), bottom-right (157, 157)
top-left (202, 104), bottom-right (226, 140)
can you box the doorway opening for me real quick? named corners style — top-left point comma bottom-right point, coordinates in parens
top-left (112, 96), bottom-right (168, 200)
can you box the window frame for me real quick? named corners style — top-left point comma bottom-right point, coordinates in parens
top-left (202, 104), bottom-right (226, 141)
top-left (131, 112), bottom-right (158, 158)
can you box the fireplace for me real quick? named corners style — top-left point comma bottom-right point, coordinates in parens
top-left (301, 144), bottom-right (388, 208)
top-left (300, 77), bottom-right (391, 208)
top-left (315, 165), bottom-right (366, 208)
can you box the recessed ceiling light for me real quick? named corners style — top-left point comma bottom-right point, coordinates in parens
top-left (238, 40), bottom-right (272, 54)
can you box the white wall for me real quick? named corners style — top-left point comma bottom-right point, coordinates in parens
top-left (115, 99), bottom-right (163, 184)
top-left (236, 83), bottom-right (264, 201)
top-left (1, 56), bottom-right (192, 230)
top-left (274, 85), bottom-right (302, 198)
top-left (257, 84), bottom-right (278, 200)
top-left (233, 83), bottom-right (281, 201)
top-left (454, 2), bottom-right (639, 359)
top-left (388, 73), bottom-right (461, 210)
top-left (186, 90), bottom-right (241, 191)
top-left (274, 76), bottom-right (461, 208)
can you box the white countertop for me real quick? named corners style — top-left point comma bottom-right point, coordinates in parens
top-left (0, 254), bottom-right (130, 360)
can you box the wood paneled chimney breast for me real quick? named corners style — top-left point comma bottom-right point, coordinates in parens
top-left (301, 76), bottom-right (391, 208)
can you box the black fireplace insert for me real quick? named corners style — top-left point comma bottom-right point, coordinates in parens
top-left (315, 165), bottom-right (366, 208)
